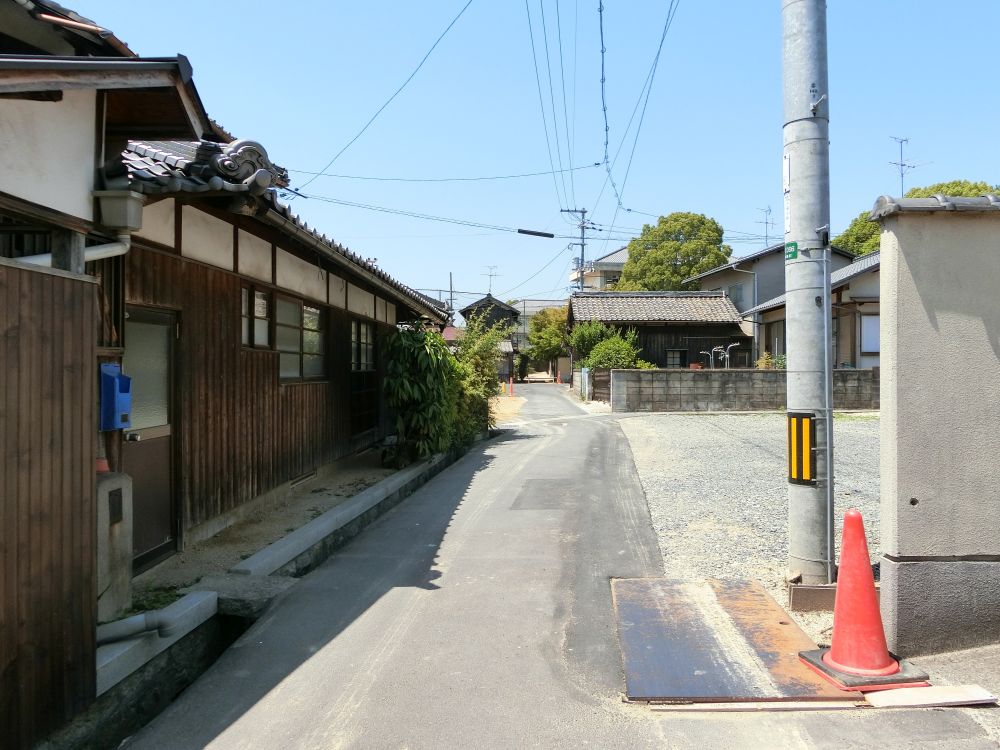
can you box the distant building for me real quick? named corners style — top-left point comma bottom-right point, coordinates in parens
top-left (458, 294), bottom-right (519, 379)
top-left (569, 246), bottom-right (628, 290)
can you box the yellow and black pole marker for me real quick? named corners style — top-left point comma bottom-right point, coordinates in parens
top-left (788, 412), bottom-right (817, 485)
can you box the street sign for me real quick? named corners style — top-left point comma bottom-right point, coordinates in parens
top-left (785, 241), bottom-right (799, 260)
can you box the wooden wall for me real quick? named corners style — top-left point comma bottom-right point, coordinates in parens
top-left (125, 245), bottom-right (385, 530)
top-left (636, 324), bottom-right (753, 368)
top-left (0, 261), bottom-right (97, 749)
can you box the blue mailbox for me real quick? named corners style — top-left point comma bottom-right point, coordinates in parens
top-left (100, 363), bottom-right (132, 431)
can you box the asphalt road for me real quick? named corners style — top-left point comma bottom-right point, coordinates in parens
top-left (124, 385), bottom-right (996, 749)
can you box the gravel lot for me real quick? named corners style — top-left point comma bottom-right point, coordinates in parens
top-left (617, 411), bottom-right (880, 644)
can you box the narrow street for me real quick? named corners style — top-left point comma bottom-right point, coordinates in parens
top-left (125, 385), bottom-right (664, 748)
top-left (125, 386), bottom-right (995, 749)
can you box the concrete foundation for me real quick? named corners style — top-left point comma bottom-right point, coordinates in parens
top-left (97, 472), bottom-right (133, 622)
top-left (881, 558), bottom-right (1000, 656)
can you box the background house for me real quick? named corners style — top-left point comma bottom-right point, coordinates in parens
top-left (568, 291), bottom-right (752, 368)
top-left (569, 245), bottom-right (627, 290)
top-left (458, 293), bottom-right (519, 379)
top-left (744, 251), bottom-right (881, 368)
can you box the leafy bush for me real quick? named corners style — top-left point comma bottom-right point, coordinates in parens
top-left (454, 311), bottom-right (515, 438)
top-left (755, 351), bottom-right (774, 370)
top-left (584, 335), bottom-right (642, 369)
top-left (773, 354), bottom-right (787, 369)
top-left (569, 320), bottom-right (617, 361)
top-left (383, 325), bottom-right (458, 465)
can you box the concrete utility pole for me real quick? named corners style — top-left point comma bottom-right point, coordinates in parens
top-left (782, 0), bottom-right (835, 585)
top-left (561, 208), bottom-right (587, 289)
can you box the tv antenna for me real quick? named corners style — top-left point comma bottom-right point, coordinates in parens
top-left (482, 265), bottom-right (500, 294)
top-left (756, 206), bottom-right (775, 247)
top-left (890, 136), bottom-right (918, 196)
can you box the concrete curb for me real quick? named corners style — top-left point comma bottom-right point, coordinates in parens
top-left (231, 453), bottom-right (447, 578)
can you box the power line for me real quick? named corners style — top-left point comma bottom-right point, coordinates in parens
top-left (287, 163), bottom-right (600, 183)
top-left (297, 0), bottom-right (475, 192)
top-left (524, 0), bottom-right (568, 210)
top-left (498, 243), bottom-right (571, 297)
top-left (539, 0), bottom-right (571, 208)
top-left (555, 0), bottom-right (576, 207)
top-left (295, 190), bottom-right (583, 239)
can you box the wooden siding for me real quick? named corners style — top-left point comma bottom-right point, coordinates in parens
top-left (124, 245), bottom-right (383, 530)
top-left (635, 324), bottom-right (753, 368)
top-left (0, 262), bottom-right (97, 749)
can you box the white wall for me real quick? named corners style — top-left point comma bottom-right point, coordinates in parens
top-left (347, 282), bottom-right (375, 319)
top-left (137, 199), bottom-right (175, 248)
top-left (276, 248), bottom-right (327, 303)
top-left (181, 206), bottom-right (233, 270)
top-left (0, 90), bottom-right (96, 221)
top-left (237, 230), bottom-right (272, 283)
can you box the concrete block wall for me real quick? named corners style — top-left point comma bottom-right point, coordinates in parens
top-left (608, 369), bottom-right (879, 412)
top-left (879, 211), bottom-right (1000, 655)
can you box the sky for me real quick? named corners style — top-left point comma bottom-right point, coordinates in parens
top-left (71, 1), bottom-right (1000, 312)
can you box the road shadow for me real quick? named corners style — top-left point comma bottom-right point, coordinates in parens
top-left (123, 440), bottom-right (503, 749)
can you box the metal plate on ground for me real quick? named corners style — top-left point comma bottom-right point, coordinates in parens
top-left (612, 578), bottom-right (862, 703)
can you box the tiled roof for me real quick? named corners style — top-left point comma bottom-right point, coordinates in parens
top-left (570, 291), bottom-right (741, 324)
top-left (870, 193), bottom-right (1000, 218)
top-left (684, 242), bottom-right (855, 283)
top-left (743, 251), bottom-right (881, 315)
top-left (593, 246), bottom-right (629, 267)
top-left (111, 139), bottom-right (445, 322)
top-left (459, 293), bottom-right (520, 317)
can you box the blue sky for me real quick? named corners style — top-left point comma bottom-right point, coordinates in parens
top-left (72, 1), bottom-right (1000, 310)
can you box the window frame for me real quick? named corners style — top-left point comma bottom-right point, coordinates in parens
top-left (275, 294), bottom-right (327, 382)
top-left (860, 314), bottom-right (880, 356)
top-left (664, 349), bottom-right (687, 369)
top-left (351, 319), bottom-right (376, 372)
top-left (241, 285), bottom-right (272, 350)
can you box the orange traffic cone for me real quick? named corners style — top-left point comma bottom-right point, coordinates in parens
top-left (799, 509), bottom-right (929, 691)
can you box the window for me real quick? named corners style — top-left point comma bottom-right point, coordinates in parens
top-left (860, 314), bottom-right (880, 355)
top-left (276, 295), bottom-right (326, 380)
top-left (665, 350), bottom-right (687, 368)
top-left (351, 320), bottom-right (375, 371)
top-left (241, 287), bottom-right (271, 348)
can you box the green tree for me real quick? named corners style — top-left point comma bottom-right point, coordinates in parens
top-left (454, 311), bottom-right (515, 434)
top-left (527, 306), bottom-right (568, 364)
top-left (583, 330), bottom-right (654, 369)
top-left (834, 180), bottom-right (1000, 256)
top-left (615, 212), bottom-right (732, 291)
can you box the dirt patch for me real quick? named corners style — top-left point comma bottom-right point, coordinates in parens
top-left (491, 394), bottom-right (526, 424)
top-left (132, 450), bottom-right (394, 598)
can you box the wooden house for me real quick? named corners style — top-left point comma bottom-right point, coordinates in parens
top-left (458, 294), bottom-right (519, 379)
top-left (0, 3), bottom-right (446, 745)
top-left (568, 291), bottom-right (752, 368)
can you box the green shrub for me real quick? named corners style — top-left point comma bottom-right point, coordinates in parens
top-left (569, 320), bottom-right (617, 361)
top-left (584, 335), bottom-right (640, 369)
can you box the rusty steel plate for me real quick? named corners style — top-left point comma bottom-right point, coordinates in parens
top-left (611, 578), bottom-right (861, 703)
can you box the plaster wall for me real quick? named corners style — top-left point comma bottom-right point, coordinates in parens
top-left (347, 282), bottom-right (376, 319)
top-left (182, 207), bottom-right (233, 271)
top-left (879, 211), bottom-right (1000, 654)
top-left (328, 274), bottom-right (347, 309)
top-left (237, 230), bottom-right (272, 283)
top-left (276, 248), bottom-right (327, 303)
top-left (376, 297), bottom-right (387, 322)
top-left (385, 302), bottom-right (396, 325)
top-left (0, 90), bottom-right (96, 221)
top-left (137, 199), bottom-right (175, 248)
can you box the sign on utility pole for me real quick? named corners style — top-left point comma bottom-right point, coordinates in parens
top-left (782, 0), bottom-right (835, 585)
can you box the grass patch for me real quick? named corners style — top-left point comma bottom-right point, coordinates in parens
top-left (126, 585), bottom-right (185, 615)
top-left (834, 412), bottom-right (879, 421)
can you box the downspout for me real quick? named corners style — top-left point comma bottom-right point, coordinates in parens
top-left (96, 607), bottom-right (185, 646)
top-left (18, 233), bottom-right (131, 268)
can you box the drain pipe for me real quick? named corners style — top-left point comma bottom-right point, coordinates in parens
top-left (96, 607), bottom-right (184, 646)
top-left (18, 233), bottom-right (131, 268)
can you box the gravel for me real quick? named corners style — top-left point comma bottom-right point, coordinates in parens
top-left (617, 411), bottom-right (880, 644)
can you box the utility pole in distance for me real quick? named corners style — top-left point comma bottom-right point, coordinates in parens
top-left (782, 0), bottom-right (835, 585)
top-left (561, 208), bottom-right (587, 289)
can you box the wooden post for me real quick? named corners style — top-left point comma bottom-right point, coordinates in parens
top-left (51, 229), bottom-right (86, 274)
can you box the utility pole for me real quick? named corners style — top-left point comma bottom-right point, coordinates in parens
top-left (561, 208), bottom-right (587, 289)
top-left (889, 136), bottom-right (915, 196)
top-left (449, 272), bottom-right (455, 317)
top-left (782, 0), bottom-right (835, 585)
